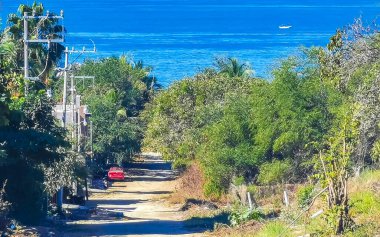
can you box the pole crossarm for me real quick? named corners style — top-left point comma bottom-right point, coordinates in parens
top-left (65, 47), bottom-right (97, 54)
top-left (74, 76), bottom-right (95, 88)
top-left (24, 16), bottom-right (63, 19)
top-left (26, 39), bottom-right (64, 43)
top-left (74, 76), bottom-right (95, 79)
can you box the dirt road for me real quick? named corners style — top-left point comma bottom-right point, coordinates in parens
top-left (65, 154), bottom-right (205, 237)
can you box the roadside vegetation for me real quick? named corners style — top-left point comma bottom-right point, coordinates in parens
top-left (0, 3), bottom-right (78, 226)
top-left (143, 19), bottom-right (380, 236)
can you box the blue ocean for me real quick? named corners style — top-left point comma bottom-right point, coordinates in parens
top-left (1, 0), bottom-right (380, 85)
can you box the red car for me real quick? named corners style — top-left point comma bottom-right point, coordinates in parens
top-left (107, 167), bottom-right (125, 181)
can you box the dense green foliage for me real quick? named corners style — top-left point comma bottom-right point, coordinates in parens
top-left (143, 23), bottom-right (380, 234)
top-left (0, 3), bottom-right (83, 224)
top-left (73, 57), bottom-right (157, 165)
top-left (144, 55), bottom-right (336, 197)
top-left (0, 90), bottom-right (68, 223)
top-left (143, 68), bottom-right (257, 168)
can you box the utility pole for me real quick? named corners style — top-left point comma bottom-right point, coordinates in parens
top-left (23, 12), bottom-right (29, 80)
top-left (23, 10), bottom-right (64, 91)
top-left (61, 46), bottom-right (95, 134)
top-left (76, 95), bottom-right (81, 153)
top-left (70, 74), bottom-right (76, 148)
top-left (70, 76), bottom-right (95, 143)
top-left (90, 120), bottom-right (93, 160)
top-left (62, 47), bottom-right (69, 127)
top-left (23, 9), bottom-right (65, 211)
top-left (59, 47), bottom-right (95, 209)
top-left (56, 47), bottom-right (70, 212)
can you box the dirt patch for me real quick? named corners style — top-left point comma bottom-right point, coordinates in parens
top-left (170, 163), bottom-right (206, 205)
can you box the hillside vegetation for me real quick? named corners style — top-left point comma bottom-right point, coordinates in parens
top-left (143, 21), bottom-right (380, 235)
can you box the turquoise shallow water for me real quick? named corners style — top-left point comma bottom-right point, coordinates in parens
top-left (1, 0), bottom-right (380, 85)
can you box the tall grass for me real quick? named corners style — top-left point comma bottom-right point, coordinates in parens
top-left (255, 221), bottom-right (290, 237)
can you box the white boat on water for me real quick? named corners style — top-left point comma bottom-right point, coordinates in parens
top-left (279, 25), bottom-right (292, 29)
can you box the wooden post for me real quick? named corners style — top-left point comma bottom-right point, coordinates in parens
top-left (284, 190), bottom-right (289, 207)
top-left (247, 192), bottom-right (253, 210)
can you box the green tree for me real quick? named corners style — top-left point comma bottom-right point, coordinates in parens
top-left (198, 94), bottom-right (258, 197)
top-left (71, 57), bottom-right (156, 165)
top-left (143, 68), bottom-right (257, 169)
top-left (215, 57), bottom-right (254, 78)
top-left (0, 3), bottom-right (80, 224)
top-left (0, 91), bottom-right (69, 223)
top-left (251, 54), bottom-right (332, 180)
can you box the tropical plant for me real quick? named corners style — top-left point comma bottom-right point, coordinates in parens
top-left (229, 205), bottom-right (264, 227)
top-left (215, 57), bottom-right (254, 78)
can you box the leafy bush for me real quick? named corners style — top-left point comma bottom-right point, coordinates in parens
top-left (0, 163), bottom-right (46, 224)
top-left (233, 176), bottom-right (245, 186)
top-left (246, 185), bottom-right (257, 193)
top-left (228, 205), bottom-right (264, 226)
top-left (204, 179), bottom-right (224, 200)
top-left (296, 184), bottom-right (314, 208)
top-left (370, 139), bottom-right (380, 165)
top-left (257, 160), bottom-right (291, 185)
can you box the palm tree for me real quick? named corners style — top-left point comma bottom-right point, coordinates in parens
top-left (131, 59), bottom-right (163, 92)
top-left (0, 39), bottom-right (14, 125)
top-left (0, 40), bottom-right (18, 68)
top-left (5, 2), bottom-right (65, 85)
top-left (0, 36), bottom-right (25, 97)
top-left (215, 57), bottom-right (254, 78)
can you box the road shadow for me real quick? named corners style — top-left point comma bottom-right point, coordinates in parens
top-left (131, 176), bottom-right (176, 182)
top-left (66, 212), bottom-right (229, 236)
top-left (65, 219), bottom-right (210, 236)
top-left (87, 199), bottom-right (145, 206)
top-left (109, 190), bottom-right (172, 195)
top-left (127, 161), bottom-right (172, 171)
top-left (124, 157), bottom-right (179, 182)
